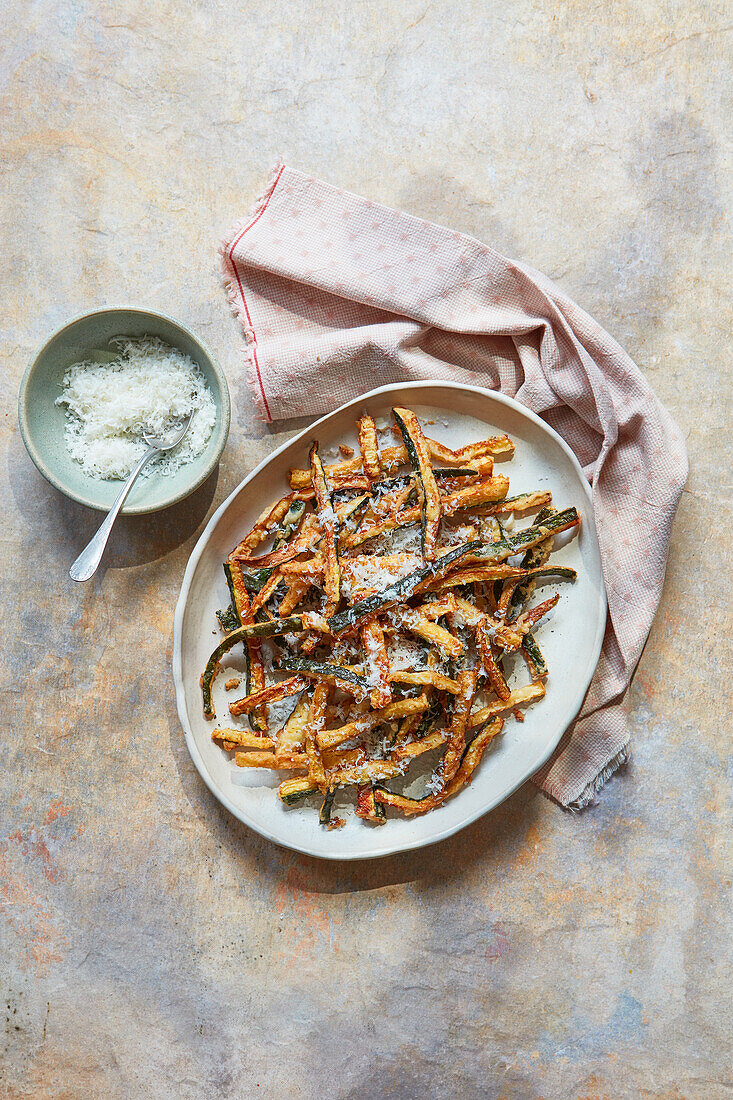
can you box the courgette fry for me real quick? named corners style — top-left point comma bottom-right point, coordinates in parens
top-left (275, 692), bottom-right (311, 761)
top-left (327, 473), bottom-right (372, 491)
top-left (492, 594), bottom-right (560, 652)
top-left (479, 490), bottom-right (553, 515)
top-left (216, 606), bottom-right (240, 632)
top-left (228, 675), bottom-right (309, 717)
top-left (411, 594), bottom-right (458, 620)
top-left (388, 711), bottom-right (421, 749)
top-left (521, 632), bottom-right (547, 678)
top-left (441, 667), bottom-right (479, 786)
top-left (280, 556), bottom-right (324, 579)
top-left (250, 568), bottom-right (283, 614)
top-left (355, 784), bottom-right (386, 823)
top-left (326, 760), bottom-right (404, 786)
top-left (273, 499), bottom-right (307, 550)
top-left (427, 564), bottom-right (577, 590)
top-left (310, 442), bottom-right (341, 616)
top-left (279, 776), bottom-right (319, 804)
top-left (411, 694), bottom-right (443, 739)
top-left (475, 620), bottom-right (511, 701)
top-left (391, 729), bottom-right (447, 761)
top-left (341, 507), bottom-right (418, 550)
top-left (278, 576), bottom-right (313, 617)
top-left (224, 560), bottom-right (248, 619)
top-left (429, 435), bottom-right (514, 463)
top-left (517, 594), bottom-right (560, 631)
top-left (278, 658), bottom-right (368, 694)
top-left (306, 683), bottom-right (329, 792)
top-left (467, 508), bottom-right (580, 565)
top-left (227, 565), bottom-right (276, 593)
top-left (212, 728), bottom-right (275, 751)
top-left (236, 751), bottom-right (308, 769)
top-left (441, 478), bottom-right (511, 512)
top-left (399, 611), bottom-right (464, 658)
top-left (319, 785), bottom-right (337, 826)
top-left (436, 459), bottom-right (495, 492)
top-left (389, 670), bottom-right (461, 694)
top-left (201, 615), bottom-right (306, 719)
top-left (337, 492), bottom-right (371, 524)
top-left (358, 414), bottom-right (382, 480)
top-left (392, 406), bottom-right (442, 560)
top-left (361, 618), bottom-right (392, 708)
top-left (468, 681), bottom-right (545, 730)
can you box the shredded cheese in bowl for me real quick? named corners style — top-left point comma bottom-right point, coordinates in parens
top-left (55, 336), bottom-right (217, 480)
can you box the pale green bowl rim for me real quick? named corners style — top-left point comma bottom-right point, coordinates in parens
top-left (18, 306), bottom-right (231, 515)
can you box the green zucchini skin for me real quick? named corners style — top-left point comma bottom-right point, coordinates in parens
top-left (338, 493), bottom-right (370, 518)
top-left (531, 506), bottom-right (556, 527)
top-left (434, 468), bottom-right (478, 479)
top-left (521, 632), bottom-right (547, 676)
top-left (216, 606), bottom-right (240, 632)
top-left (519, 565), bottom-right (576, 583)
top-left (373, 786), bottom-right (432, 812)
top-left (279, 782), bottom-right (319, 806)
top-left (356, 784), bottom-right (386, 821)
top-left (333, 492), bottom-right (372, 536)
top-left (223, 563), bottom-right (242, 623)
top-left (498, 492), bottom-right (551, 509)
top-left (201, 615), bottom-right (305, 718)
top-left (319, 786), bottom-right (337, 825)
top-left (225, 560), bottom-right (276, 596)
top-left (371, 473), bottom-right (412, 495)
top-left (392, 406), bottom-right (439, 559)
top-left (241, 567), bottom-right (276, 592)
top-left (328, 539), bottom-right (482, 634)
top-left (273, 499), bottom-right (307, 551)
top-left (369, 784), bottom-right (386, 820)
top-left (225, 560), bottom-right (274, 601)
top-left (278, 658), bottom-right (368, 691)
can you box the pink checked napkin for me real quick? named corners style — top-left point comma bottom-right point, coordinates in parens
top-left (221, 165), bottom-right (688, 808)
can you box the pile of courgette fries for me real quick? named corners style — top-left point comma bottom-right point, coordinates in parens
top-left (201, 407), bottom-right (580, 827)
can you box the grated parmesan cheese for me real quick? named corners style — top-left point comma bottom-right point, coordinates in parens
top-left (55, 336), bottom-right (217, 480)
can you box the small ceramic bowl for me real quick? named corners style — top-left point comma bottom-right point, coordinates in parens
top-left (18, 307), bottom-right (230, 514)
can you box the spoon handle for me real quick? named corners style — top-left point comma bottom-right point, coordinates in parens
top-left (69, 445), bottom-right (158, 582)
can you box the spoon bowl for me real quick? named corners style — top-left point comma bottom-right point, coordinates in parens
top-left (69, 411), bottom-right (196, 581)
top-left (143, 411), bottom-right (194, 451)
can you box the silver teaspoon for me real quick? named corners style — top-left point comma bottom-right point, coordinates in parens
top-left (69, 412), bottom-right (194, 582)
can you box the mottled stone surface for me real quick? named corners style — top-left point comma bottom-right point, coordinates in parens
top-left (1, 1), bottom-right (731, 1096)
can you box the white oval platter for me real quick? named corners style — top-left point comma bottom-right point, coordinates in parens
top-left (173, 381), bottom-right (606, 859)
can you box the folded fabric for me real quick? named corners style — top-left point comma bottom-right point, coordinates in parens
top-left (221, 165), bottom-right (687, 808)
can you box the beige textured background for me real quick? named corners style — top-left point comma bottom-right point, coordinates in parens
top-left (1, 2), bottom-right (731, 1097)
